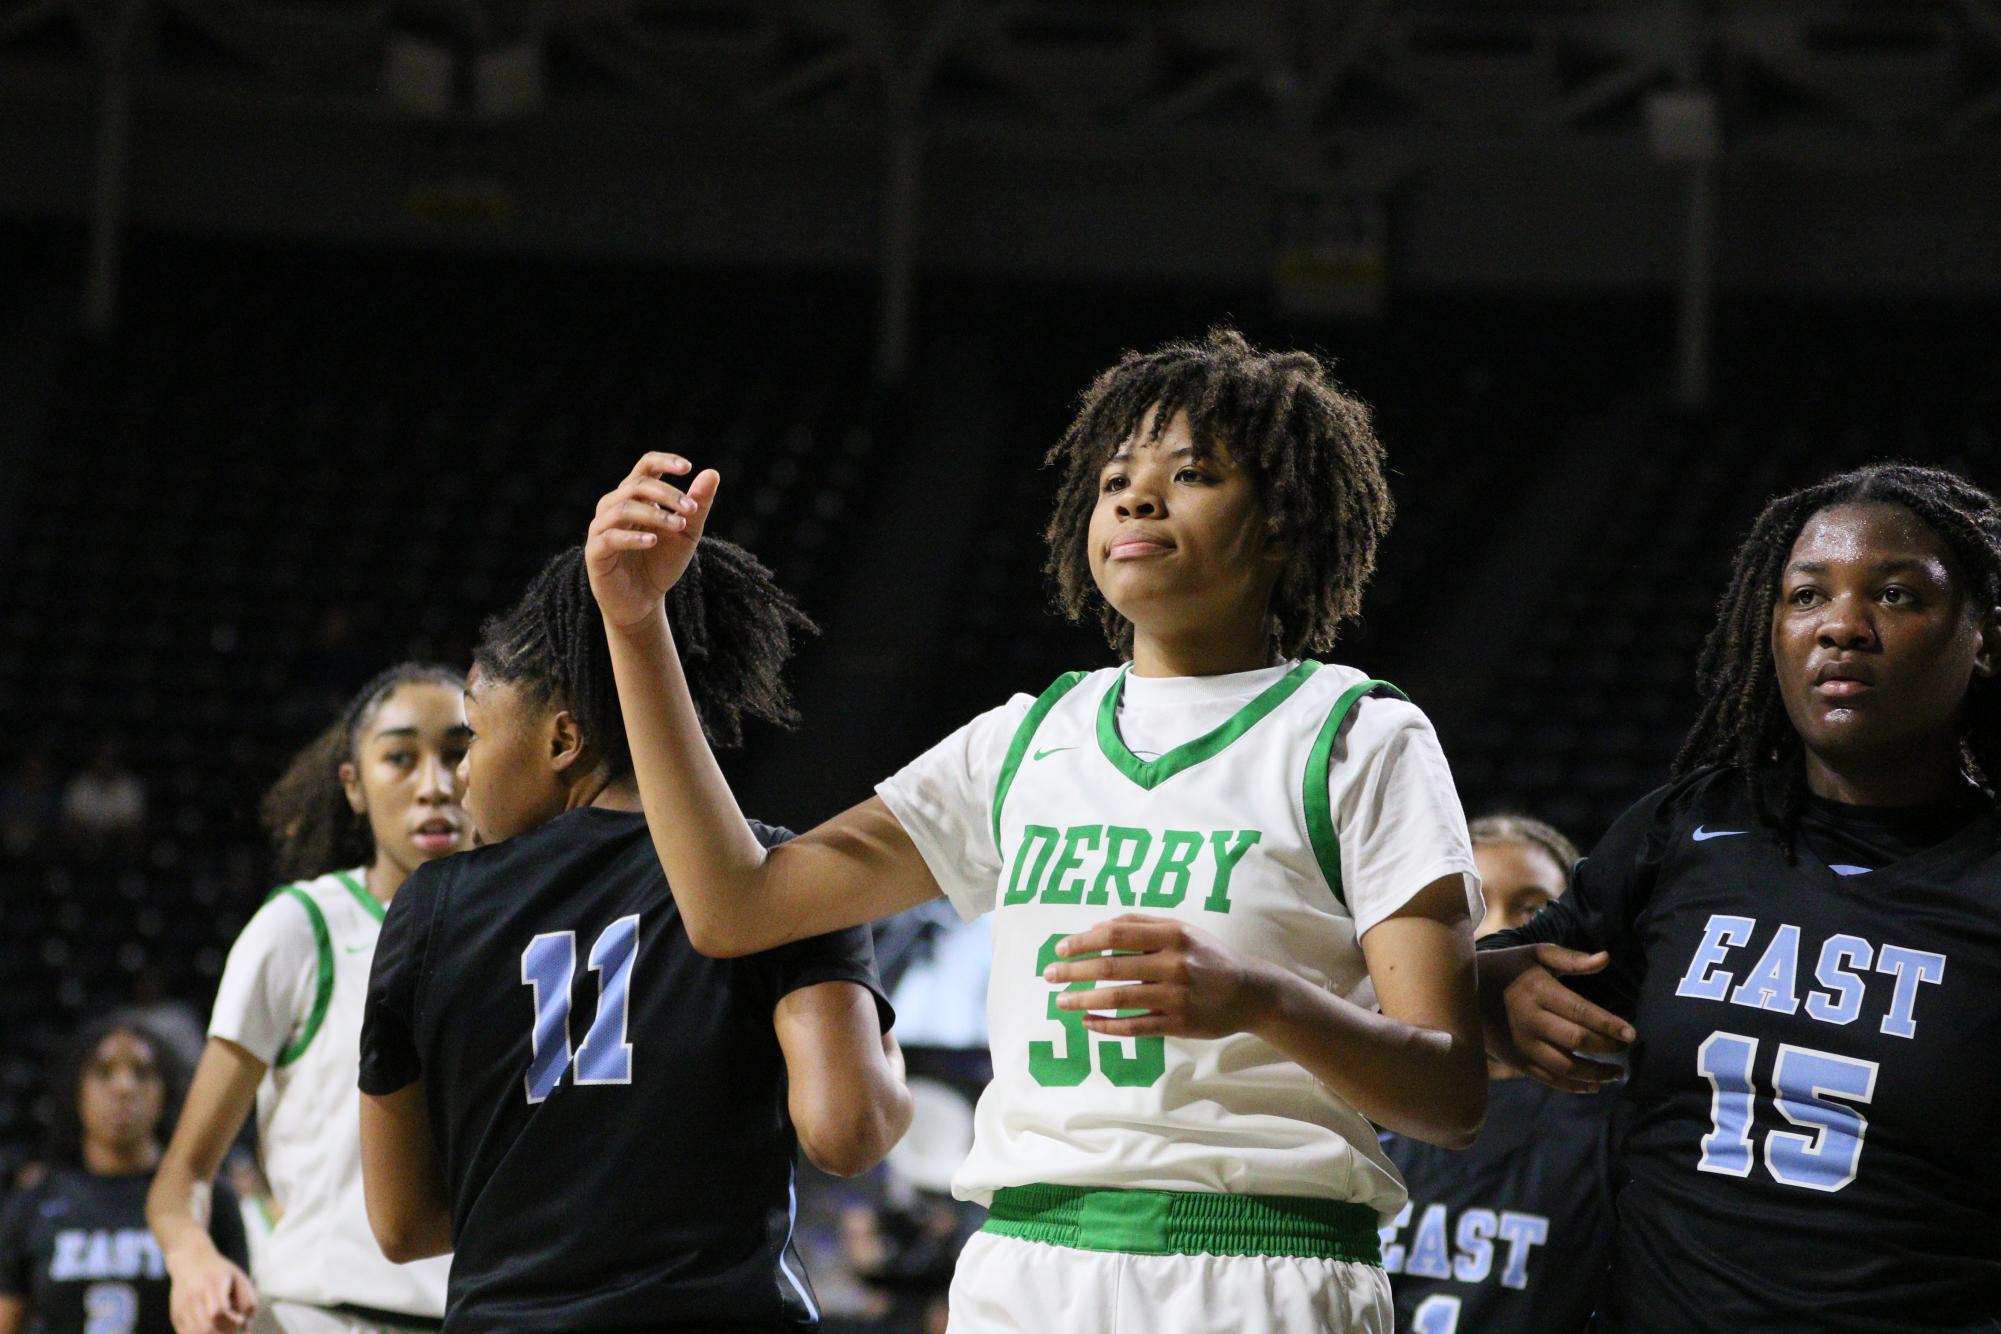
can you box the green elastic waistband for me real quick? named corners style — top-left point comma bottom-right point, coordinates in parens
top-left (983, 1184), bottom-right (1382, 1264)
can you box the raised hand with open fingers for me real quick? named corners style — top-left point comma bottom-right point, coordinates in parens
top-left (585, 452), bottom-right (720, 630)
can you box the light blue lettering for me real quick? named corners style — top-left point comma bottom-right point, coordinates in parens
top-left (1405, 1203), bottom-right (1453, 1280)
top-left (1495, 1212), bottom-right (1550, 1290)
top-left (1675, 914), bottom-right (1756, 1001)
top-left (1452, 1208), bottom-right (1497, 1283)
top-left (1875, 945), bottom-right (1946, 1040)
top-left (1804, 934), bottom-right (1871, 1026)
top-left (1729, 924), bottom-right (1802, 1015)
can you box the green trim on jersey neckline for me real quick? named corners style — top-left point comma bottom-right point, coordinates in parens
top-left (1303, 678), bottom-right (1408, 909)
top-left (983, 1183), bottom-right (1382, 1264)
top-left (991, 672), bottom-right (1090, 853)
top-left (273, 885), bottom-right (334, 1069)
top-left (1095, 660), bottom-right (1321, 791)
top-left (335, 869), bottom-right (386, 922)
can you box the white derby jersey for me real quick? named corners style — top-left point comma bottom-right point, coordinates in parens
top-left (878, 660), bottom-right (1481, 1221)
top-left (209, 869), bottom-right (449, 1316)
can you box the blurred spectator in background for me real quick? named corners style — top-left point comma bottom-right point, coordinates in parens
top-left (0, 1014), bottom-right (247, 1334)
top-left (60, 739), bottom-right (147, 863)
top-left (0, 747), bottom-right (61, 860)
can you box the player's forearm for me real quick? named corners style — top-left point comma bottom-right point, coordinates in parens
top-left (152, 1038), bottom-right (262, 1269)
top-left (1250, 968), bottom-right (1486, 1149)
top-left (358, 1088), bottom-right (454, 1263)
top-left (604, 608), bottom-right (784, 955)
top-left (147, 1158), bottom-right (221, 1268)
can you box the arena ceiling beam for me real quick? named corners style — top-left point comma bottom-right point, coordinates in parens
top-left (0, 0), bottom-right (1996, 138)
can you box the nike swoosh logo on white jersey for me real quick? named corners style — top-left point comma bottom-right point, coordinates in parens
top-left (1691, 826), bottom-right (1747, 842)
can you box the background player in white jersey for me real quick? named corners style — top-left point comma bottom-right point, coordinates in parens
top-left (148, 666), bottom-right (470, 1334)
top-left (584, 328), bottom-right (1487, 1333)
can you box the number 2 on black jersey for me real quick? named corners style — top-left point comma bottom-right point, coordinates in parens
top-left (519, 915), bottom-right (639, 1103)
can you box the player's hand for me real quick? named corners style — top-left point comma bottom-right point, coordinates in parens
top-left (585, 452), bottom-right (720, 630)
top-left (166, 1246), bottom-right (257, 1334)
top-left (1044, 914), bottom-right (1279, 1040)
top-left (1477, 943), bottom-right (1632, 1094)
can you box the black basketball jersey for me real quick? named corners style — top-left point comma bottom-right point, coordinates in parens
top-left (0, 1167), bottom-right (247, 1334)
top-left (358, 808), bottom-right (891, 1333)
top-left (1489, 768), bottom-right (2001, 1332)
top-left (1380, 1077), bottom-right (1617, 1334)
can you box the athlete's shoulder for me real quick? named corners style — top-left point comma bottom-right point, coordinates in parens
top-left (1011, 666), bottom-right (1118, 710)
top-left (235, 868), bottom-right (360, 951)
top-left (1588, 766), bottom-right (1758, 871)
top-left (1303, 659), bottom-right (1437, 753)
top-left (1304, 660), bottom-right (1423, 719)
top-left (939, 670), bottom-right (1117, 759)
top-left (1044, 665), bottom-right (1121, 691)
top-left (1626, 766), bottom-right (1754, 834)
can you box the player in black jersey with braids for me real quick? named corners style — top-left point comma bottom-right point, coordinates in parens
top-left (1480, 462), bottom-right (2001, 1332)
top-left (355, 544), bottom-right (910, 1333)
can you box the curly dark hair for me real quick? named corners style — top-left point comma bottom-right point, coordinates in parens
top-left (473, 540), bottom-right (814, 777)
top-left (1673, 462), bottom-right (2001, 834)
top-left (44, 1012), bottom-right (187, 1168)
top-left (1042, 326), bottom-right (1394, 660)
top-left (260, 662), bottom-right (464, 883)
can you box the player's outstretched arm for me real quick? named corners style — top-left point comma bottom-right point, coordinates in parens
top-left (1476, 945), bottom-right (1632, 1094)
top-left (0, 1292), bottom-right (25, 1334)
top-left (773, 983), bottom-right (913, 1177)
top-left (587, 453), bottom-right (942, 955)
top-left (358, 1084), bottom-right (452, 1262)
top-left (1045, 876), bottom-right (1489, 1149)
top-left (148, 1038), bottom-right (262, 1334)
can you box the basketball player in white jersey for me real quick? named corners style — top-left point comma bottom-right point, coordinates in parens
top-left (149, 665), bottom-right (468, 1334)
top-left (586, 329), bottom-right (1486, 1332)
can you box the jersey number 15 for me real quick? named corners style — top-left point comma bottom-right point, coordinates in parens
top-left (1695, 1031), bottom-right (1877, 1192)
top-left (519, 916), bottom-right (640, 1103)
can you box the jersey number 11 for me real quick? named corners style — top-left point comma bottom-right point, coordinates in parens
top-left (519, 915), bottom-right (640, 1103)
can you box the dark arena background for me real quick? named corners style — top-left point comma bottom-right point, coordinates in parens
top-left (1, 2), bottom-right (1997, 1331)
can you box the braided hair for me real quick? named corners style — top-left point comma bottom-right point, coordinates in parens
top-left (473, 540), bottom-right (813, 777)
top-left (261, 662), bottom-right (464, 883)
top-left (1043, 326), bottom-right (1394, 660)
top-left (1673, 462), bottom-right (2001, 835)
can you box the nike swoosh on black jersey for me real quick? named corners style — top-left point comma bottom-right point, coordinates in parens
top-left (1691, 826), bottom-right (1747, 841)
